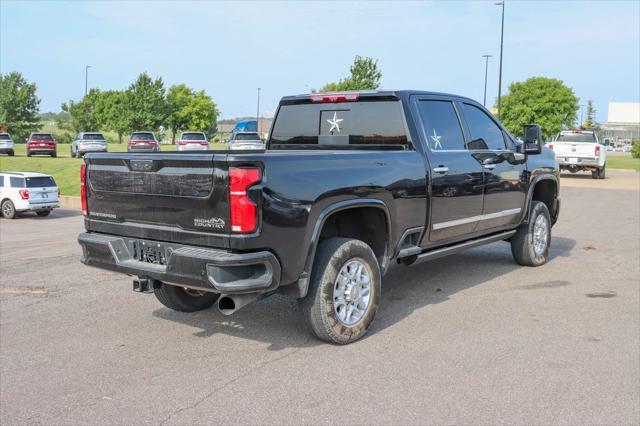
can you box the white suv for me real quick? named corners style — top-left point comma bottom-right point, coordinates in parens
top-left (0, 172), bottom-right (60, 219)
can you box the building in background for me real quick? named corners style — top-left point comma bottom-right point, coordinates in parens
top-left (601, 102), bottom-right (640, 145)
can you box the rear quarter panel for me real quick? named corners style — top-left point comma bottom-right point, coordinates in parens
top-left (227, 150), bottom-right (427, 285)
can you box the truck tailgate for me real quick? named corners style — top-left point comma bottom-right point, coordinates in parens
top-left (553, 142), bottom-right (597, 157)
top-left (85, 153), bottom-right (230, 248)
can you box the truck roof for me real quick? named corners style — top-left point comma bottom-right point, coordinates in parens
top-left (280, 90), bottom-right (478, 105)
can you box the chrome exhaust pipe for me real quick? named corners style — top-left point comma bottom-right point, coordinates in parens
top-left (217, 292), bottom-right (263, 316)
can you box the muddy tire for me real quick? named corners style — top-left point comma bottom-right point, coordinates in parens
top-left (301, 238), bottom-right (381, 345)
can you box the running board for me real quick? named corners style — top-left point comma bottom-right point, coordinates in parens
top-left (409, 230), bottom-right (516, 266)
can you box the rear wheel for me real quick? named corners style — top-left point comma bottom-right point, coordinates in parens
top-left (510, 201), bottom-right (551, 266)
top-left (8, 150), bottom-right (14, 157)
top-left (26, 150), bottom-right (32, 157)
top-left (51, 152), bottom-right (57, 158)
top-left (36, 210), bottom-right (51, 217)
top-left (598, 165), bottom-right (606, 179)
top-left (1, 199), bottom-right (16, 219)
top-left (154, 282), bottom-right (218, 312)
top-left (301, 238), bottom-right (381, 345)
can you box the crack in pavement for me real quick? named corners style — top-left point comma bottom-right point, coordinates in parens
top-left (158, 341), bottom-right (309, 425)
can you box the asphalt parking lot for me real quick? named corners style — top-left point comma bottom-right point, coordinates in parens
top-left (1, 171), bottom-right (638, 425)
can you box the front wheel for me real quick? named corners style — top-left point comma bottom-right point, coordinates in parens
top-left (154, 282), bottom-right (218, 312)
top-left (510, 201), bottom-right (551, 266)
top-left (300, 238), bottom-right (381, 345)
top-left (1, 199), bottom-right (16, 219)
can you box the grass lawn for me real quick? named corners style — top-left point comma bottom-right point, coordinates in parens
top-left (606, 155), bottom-right (640, 171)
top-left (0, 143), bottom-right (228, 196)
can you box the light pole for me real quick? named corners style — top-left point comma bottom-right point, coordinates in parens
top-left (85, 65), bottom-right (91, 97)
top-left (482, 55), bottom-right (492, 107)
top-left (256, 88), bottom-right (261, 134)
top-left (495, 1), bottom-right (505, 119)
top-left (580, 104), bottom-right (585, 127)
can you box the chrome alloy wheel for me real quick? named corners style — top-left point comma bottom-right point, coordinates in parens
top-left (2, 201), bottom-right (14, 218)
top-left (533, 214), bottom-right (549, 256)
top-left (333, 258), bottom-right (372, 326)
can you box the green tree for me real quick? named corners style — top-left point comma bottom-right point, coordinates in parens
top-left (126, 72), bottom-right (166, 132)
top-left (319, 55), bottom-right (382, 92)
top-left (498, 77), bottom-right (579, 140)
top-left (60, 88), bottom-right (102, 133)
top-left (582, 99), bottom-right (598, 130)
top-left (95, 90), bottom-right (130, 143)
top-left (166, 84), bottom-right (195, 143)
top-left (166, 85), bottom-right (219, 141)
top-left (183, 90), bottom-right (218, 136)
top-left (0, 71), bottom-right (41, 141)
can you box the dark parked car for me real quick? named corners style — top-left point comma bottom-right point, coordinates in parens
top-left (26, 133), bottom-right (57, 157)
top-left (78, 90), bottom-right (560, 344)
top-left (127, 131), bottom-right (160, 152)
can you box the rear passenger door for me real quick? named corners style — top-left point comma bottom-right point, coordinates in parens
top-left (412, 96), bottom-right (485, 243)
top-left (459, 102), bottom-right (527, 231)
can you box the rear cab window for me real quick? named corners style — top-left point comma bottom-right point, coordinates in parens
top-left (235, 133), bottom-right (261, 141)
top-left (556, 132), bottom-right (596, 143)
top-left (270, 100), bottom-right (409, 149)
top-left (0, 134), bottom-right (10, 140)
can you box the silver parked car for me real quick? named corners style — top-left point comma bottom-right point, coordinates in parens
top-left (0, 133), bottom-right (15, 156)
top-left (71, 132), bottom-right (108, 157)
top-left (228, 132), bottom-right (265, 150)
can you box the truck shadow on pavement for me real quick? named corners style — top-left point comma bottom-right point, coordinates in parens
top-left (10, 209), bottom-right (82, 220)
top-left (153, 237), bottom-right (576, 350)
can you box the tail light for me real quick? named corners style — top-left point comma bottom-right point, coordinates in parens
top-left (80, 164), bottom-right (88, 216)
top-left (548, 143), bottom-right (553, 150)
top-left (19, 189), bottom-right (29, 200)
top-left (200, 142), bottom-right (208, 146)
top-left (595, 145), bottom-right (600, 156)
top-left (229, 167), bottom-right (261, 233)
top-left (57, 189), bottom-right (60, 198)
top-left (310, 92), bottom-right (360, 103)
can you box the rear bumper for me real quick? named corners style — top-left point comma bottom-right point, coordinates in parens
top-left (15, 201), bottom-right (60, 211)
top-left (557, 157), bottom-right (601, 168)
top-left (78, 146), bottom-right (107, 153)
top-left (0, 148), bottom-right (14, 153)
top-left (78, 232), bottom-right (281, 294)
top-left (28, 148), bottom-right (56, 153)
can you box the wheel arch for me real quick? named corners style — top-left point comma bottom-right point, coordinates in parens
top-left (525, 175), bottom-right (559, 225)
top-left (294, 199), bottom-right (392, 298)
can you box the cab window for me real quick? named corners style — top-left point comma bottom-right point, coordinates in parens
top-left (462, 103), bottom-right (507, 150)
top-left (416, 100), bottom-right (466, 151)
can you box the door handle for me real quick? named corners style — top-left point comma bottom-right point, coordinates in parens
top-left (483, 164), bottom-right (497, 170)
top-left (433, 166), bottom-right (449, 173)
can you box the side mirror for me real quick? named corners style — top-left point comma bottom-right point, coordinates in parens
top-left (523, 124), bottom-right (542, 154)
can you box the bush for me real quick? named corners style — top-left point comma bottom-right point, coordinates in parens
top-left (631, 141), bottom-right (640, 159)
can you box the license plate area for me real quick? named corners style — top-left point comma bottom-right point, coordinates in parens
top-left (131, 240), bottom-right (167, 265)
top-left (568, 157), bottom-right (578, 164)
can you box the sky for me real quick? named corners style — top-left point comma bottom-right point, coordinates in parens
top-left (1, 0), bottom-right (639, 122)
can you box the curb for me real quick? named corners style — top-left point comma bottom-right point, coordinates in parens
top-left (60, 195), bottom-right (81, 210)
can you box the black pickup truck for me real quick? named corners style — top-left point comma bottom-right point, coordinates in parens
top-left (78, 90), bottom-right (560, 344)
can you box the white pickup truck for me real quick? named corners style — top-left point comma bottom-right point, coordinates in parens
top-left (548, 130), bottom-right (606, 179)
